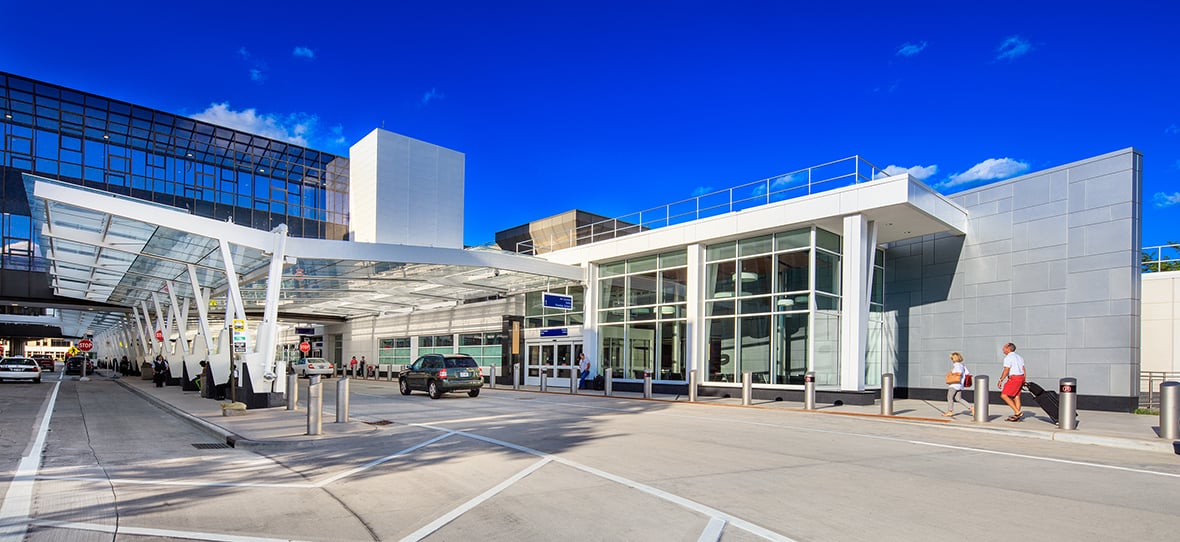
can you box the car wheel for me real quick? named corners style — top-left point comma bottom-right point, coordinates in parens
top-left (468, 388), bottom-right (480, 398)
top-left (399, 378), bottom-right (412, 396)
top-left (35, 377), bottom-right (42, 383)
top-left (428, 380), bottom-right (442, 399)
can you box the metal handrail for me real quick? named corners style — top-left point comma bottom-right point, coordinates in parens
top-left (516, 155), bottom-right (887, 254)
top-left (1141, 244), bottom-right (1180, 272)
top-left (1140, 371), bottom-right (1180, 409)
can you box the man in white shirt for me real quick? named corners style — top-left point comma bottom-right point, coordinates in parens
top-left (997, 342), bottom-right (1026, 421)
top-left (577, 352), bottom-right (591, 390)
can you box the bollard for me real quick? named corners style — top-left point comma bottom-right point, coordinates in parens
top-left (688, 369), bottom-right (698, 402)
top-left (605, 369), bottom-right (613, 396)
top-left (540, 370), bottom-right (547, 392)
top-left (1160, 381), bottom-right (1179, 440)
top-left (643, 371), bottom-right (653, 399)
top-left (307, 375), bottom-right (322, 435)
top-left (571, 368), bottom-right (578, 394)
top-left (336, 376), bottom-right (350, 423)
top-left (488, 365), bottom-right (496, 389)
top-left (741, 371), bottom-right (752, 406)
top-left (974, 375), bottom-right (989, 422)
top-left (881, 373), bottom-right (894, 415)
top-left (804, 371), bottom-right (816, 410)
top-left (1059, 377), bottom-right (1077, 430)
top-left (513, 363), bottom-right (520, 390)
top-left (388, 364), bottom-right (394, 382)
top-left (286, 373), bottom-right (298, 411)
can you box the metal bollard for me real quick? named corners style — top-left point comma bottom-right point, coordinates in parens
top-left (643, 371), bottom-right (653, 399)
top-left (804, 371), bottom-right (816, 410)
top-left (488, 365), bottom-right (496, 389)
top-left (605, 370), bottom-right (613, 396)
top-left (336, 376), bottom-right (350, 423)
top-left (1059, 377), bottom-right (1077, 430)
top-left (387, 364), bottom-right (394, 382)
top-left (571, 368), bottom-right (578, 394)
top-left (974, 375), bottom-right (989, 422)
top-left (1160, 381), bottom-right (1179, 440)
top-left (741, 371), bottom-right (752, 406)
top-left (286, 373), bottom-right (298, 411)
top-left (513, 363), bottom-right (520, 390)
top-left (881, 373), bottom-right (894, 415)
top-left (688, 369), bottom-right (698, 402)
top-left (540, 370), bottom-right (547, 392)
top-left (307, 375), bottom-right (322, 435)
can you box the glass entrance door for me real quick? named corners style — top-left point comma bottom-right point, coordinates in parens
top-left (525, 341), bottom-right (581, 388)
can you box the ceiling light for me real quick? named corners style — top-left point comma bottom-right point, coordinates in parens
top-left (4, 113), bottom-right (11, 119)
top-left (102, 135), bottom-right (109, 139)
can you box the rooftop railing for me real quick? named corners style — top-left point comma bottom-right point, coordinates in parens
top-left (517, 155), bottom-right (888, 254)
top-left (1142, 244), bottom-right (1180, 272)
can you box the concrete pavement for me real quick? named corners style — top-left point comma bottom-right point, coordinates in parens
top-left (112, 371), bottom-right (1179, 456)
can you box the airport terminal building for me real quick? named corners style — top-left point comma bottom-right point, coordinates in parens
top-left (0, 72), bottom-right (1143, 410)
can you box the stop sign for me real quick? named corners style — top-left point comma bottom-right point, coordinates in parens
top-left (155, 330), bottom-right (164, 341)
top-left (77, 339), bottom-right (93, 351)
top-left (299, 342), bottom-right (311, 353)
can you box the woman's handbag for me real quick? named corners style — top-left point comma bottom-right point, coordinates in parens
top-left (945, 371), bottom-right (962, 384)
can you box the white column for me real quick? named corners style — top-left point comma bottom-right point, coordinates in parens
top-left (582, 261), bottom-right (599, 371)
top-left (839, 214), bottom-right (876, 392)
top-left (255, 224), bottom-right (289, 391)
top-left (151, 292), bottom-right (167, 356)
top-left (188, 264), bottom-right (215, 351)
top-left (166, 281), bottom-right (190, 354)
top-left (218, 239), bottom-right (247, 322)
top-left (685, 243), bottom-right (705, 377)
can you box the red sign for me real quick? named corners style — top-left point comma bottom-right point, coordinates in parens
top-left (155, 330), bottom-right (164, 341)
top-left (77, 339), bottom-right (93, 351)
top-left (299, 342), bottom-right (311, 354)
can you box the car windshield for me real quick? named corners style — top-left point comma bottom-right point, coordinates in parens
top-left (444, 358), bottom-right (478, 368)
top-left (5, 358), bottom-right (35, 366)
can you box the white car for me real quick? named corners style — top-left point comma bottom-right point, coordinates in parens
top-left (290, 357), bottom-right (334, 377)
top-left (0, 357), bottom-right (43, 383)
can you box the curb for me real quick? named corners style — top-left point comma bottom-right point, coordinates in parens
top-left (888, 416), bottom-right (1179, 455)
top-left (115, 379), bottom-right (242, 446)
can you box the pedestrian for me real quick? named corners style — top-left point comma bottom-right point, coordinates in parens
top-left (360, 355), bottom-right (369, 378)
top-left (349, 355), bottom-right (358, 377)
top-left (152, 355), bottom-right (169, 388)
top-left (577, 352), bottom-right (591, 389)
top-left (943, 352), bottom-right (973, 417)
top-left (997, 342), bottom-right (1026, 421)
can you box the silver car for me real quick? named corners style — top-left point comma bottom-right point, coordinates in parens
top-left (0, 357), bottom-right (43, 383)
top-left (291, 357), bottom-right (334, 377)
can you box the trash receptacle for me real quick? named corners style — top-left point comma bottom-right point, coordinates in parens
top-left (141, 362), bottom-right (154, 380)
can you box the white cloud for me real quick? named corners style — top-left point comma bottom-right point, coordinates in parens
top-left (293, 46), bottom-right (315, 60)
top-left (896, 41), bottom-right (928, 57)
top-left (1153, 192), bottom-right (1180, 208)
top-left (940, 158), bottom-right (1030, 189)
top-left (191, 103), bottom-right (317, 147)
top-left (249, 69), bottom-right (266, 82)
top-left (690, 186), bottom-right (714, 197)
top-left (879, 164), bottom-right (938, 180)
top-left (753, 173), bottom-right (806, 196)
top-left (238, 46), bottom-right (251, 60)
top-left (420, 88), bottom-right (444, 107)
top-left (329, 124), bottom-right (347, 146)
top-left (1166, 124), bottom-right (1180, 135)
top-left (996, 35), bottom-right (1032, 61)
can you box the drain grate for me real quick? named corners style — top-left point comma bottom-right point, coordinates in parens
top-left (364, 420), bottom-right (394, 426)
top-left (192, 442), bottom-right (231, 449)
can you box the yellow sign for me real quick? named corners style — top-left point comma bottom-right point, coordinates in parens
top-left (67, 346), bottom-right (80, 356)
top-left (232, 319), bottom-right (246, 332)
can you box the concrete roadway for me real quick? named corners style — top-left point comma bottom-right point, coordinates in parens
top-left (2, 373), bottom-right (1178, 541)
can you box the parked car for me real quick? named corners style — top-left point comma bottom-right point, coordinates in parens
top-left (399, 353), bottom-right (483, 399)
top-left (290, 357), bottom-right (334, 377)
top-left (64, 356), bottom-right (94, 375)
top-left (33, 356), bottom-right (56, 372)
top-left (0, 356), bottom-right (42, 383)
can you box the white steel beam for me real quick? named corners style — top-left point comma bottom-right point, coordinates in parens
top-left (219, 239), bottom-right (247, 322)
top-left (189, 264), bottom-right (214, 352)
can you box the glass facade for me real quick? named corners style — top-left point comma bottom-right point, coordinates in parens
top-left (524, 285), bottom-right (584, 328)
top-left (597, 250), bottom-right (688, 380)
top-left (0, 72), bottom-right (351, 273)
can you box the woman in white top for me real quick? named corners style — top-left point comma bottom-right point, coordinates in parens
top-left (944, 352), bottom-right (973, 417)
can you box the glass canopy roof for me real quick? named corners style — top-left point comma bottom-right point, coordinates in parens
top-left (24, 174), bottom-right (584, 336)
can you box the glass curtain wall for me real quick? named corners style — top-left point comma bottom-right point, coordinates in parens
top-left (864, 250), bottom-right (886, 387)
top-left (597, 250), bottom-right (687, 380)
top-left (378, 338), bottom-right (412, 367)
top-left (705, 227), bottom-right (851, 386)
top-left (524, 285), bottom-right (584, 328)
top-left (458, 331), bottom-right (505, 369)
top-left (418, 335), bottom-right (454, 355)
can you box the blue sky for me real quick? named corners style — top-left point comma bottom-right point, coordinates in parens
top-left (2, 1), bottom-right (1177, 248)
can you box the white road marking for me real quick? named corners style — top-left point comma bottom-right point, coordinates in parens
top-left (698, 517), bottom-right (727, 542)
top-left (411, 422), bottom-right (797, 542)
top-left (0, 381), bottom-right (61, 540)
top-left (27, 518), bottom-right (312, 541)
top-left (312, 432), bottom-right (454, 487)
top-left (398, 457), bottom-right (551, 542)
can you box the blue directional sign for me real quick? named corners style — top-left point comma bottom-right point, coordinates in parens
top-left (542, 292), bottom-right (573, 310)
top-left (540, 328), bottom-right (569, 337)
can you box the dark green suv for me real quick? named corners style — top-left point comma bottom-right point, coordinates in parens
top-left (399, 354), bottom-right (484, 399)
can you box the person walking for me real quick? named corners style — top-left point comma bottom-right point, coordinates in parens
top-left (997, 342), bottom-right (1026, 421)
top-left (577, 352), bottom-right (591, 390)
top-left (943, 352), bottom-right (973, 417)
top-left (349, 356), bottom-right (358, 377)
top-left (152, 355), bottom-right (169, 388)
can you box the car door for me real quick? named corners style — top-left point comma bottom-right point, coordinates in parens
top-left (407, 356), bottom-right (427, 390)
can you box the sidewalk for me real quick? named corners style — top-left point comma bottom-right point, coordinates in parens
top-left (113, 372), bottom-right (1179, 455)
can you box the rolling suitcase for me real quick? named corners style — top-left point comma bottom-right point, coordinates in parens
top-left (1024, 381), bottom-right (1060, 424)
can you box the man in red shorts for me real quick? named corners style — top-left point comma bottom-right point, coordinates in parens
top-left (997, 342), bottom-right (1026, 421)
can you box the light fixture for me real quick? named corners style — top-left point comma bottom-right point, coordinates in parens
top-left (4, 113), bottom-right (11, 119)
top-left (659, 305), bottom-right (676, 315)
top-left (777, 298), bottom-right (794, 308)
top-left (102, 134), bottom-right (109, 139)
top-left (732, 272), bottom-right (759, 282)
top-left (186, 152), bottom-right (194, 157)
top-left (714, 291), bottom-right (733, 298)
